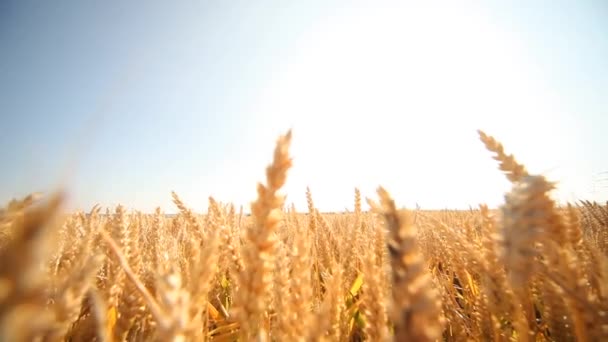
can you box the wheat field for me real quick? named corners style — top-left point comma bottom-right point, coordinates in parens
top-left (0, 130), bottom-right (607, 342)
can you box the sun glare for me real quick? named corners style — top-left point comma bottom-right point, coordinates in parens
top-left (247, 4), bottom-right (580, 210)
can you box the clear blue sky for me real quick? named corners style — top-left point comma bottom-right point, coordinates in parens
top-left (1, 1), bottom-right (607, 213)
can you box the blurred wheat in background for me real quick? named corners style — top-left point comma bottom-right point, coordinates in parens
top-left (0, 130), bottom-right (607, 341)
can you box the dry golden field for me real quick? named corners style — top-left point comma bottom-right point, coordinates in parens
top-left (0, 130), bottom-right (607, 341)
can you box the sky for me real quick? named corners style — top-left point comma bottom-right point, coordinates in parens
top-left (1, 1), bottom-right (607, 213)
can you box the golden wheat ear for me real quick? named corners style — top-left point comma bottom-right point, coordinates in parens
top-left (0, 192), bottom-right (64, 341)
top-left (372, 187), bottom-right (444, 342)
top-left (477, 129), bottom-right (528, 183)
top-left (233, 129), bottom-right (293, 341)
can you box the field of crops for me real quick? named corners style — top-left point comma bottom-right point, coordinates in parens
top-left (0, 130), bottom-right (607, 341)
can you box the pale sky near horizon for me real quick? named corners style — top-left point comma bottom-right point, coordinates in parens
top-left (1, 1), bottom-right (607, 213)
